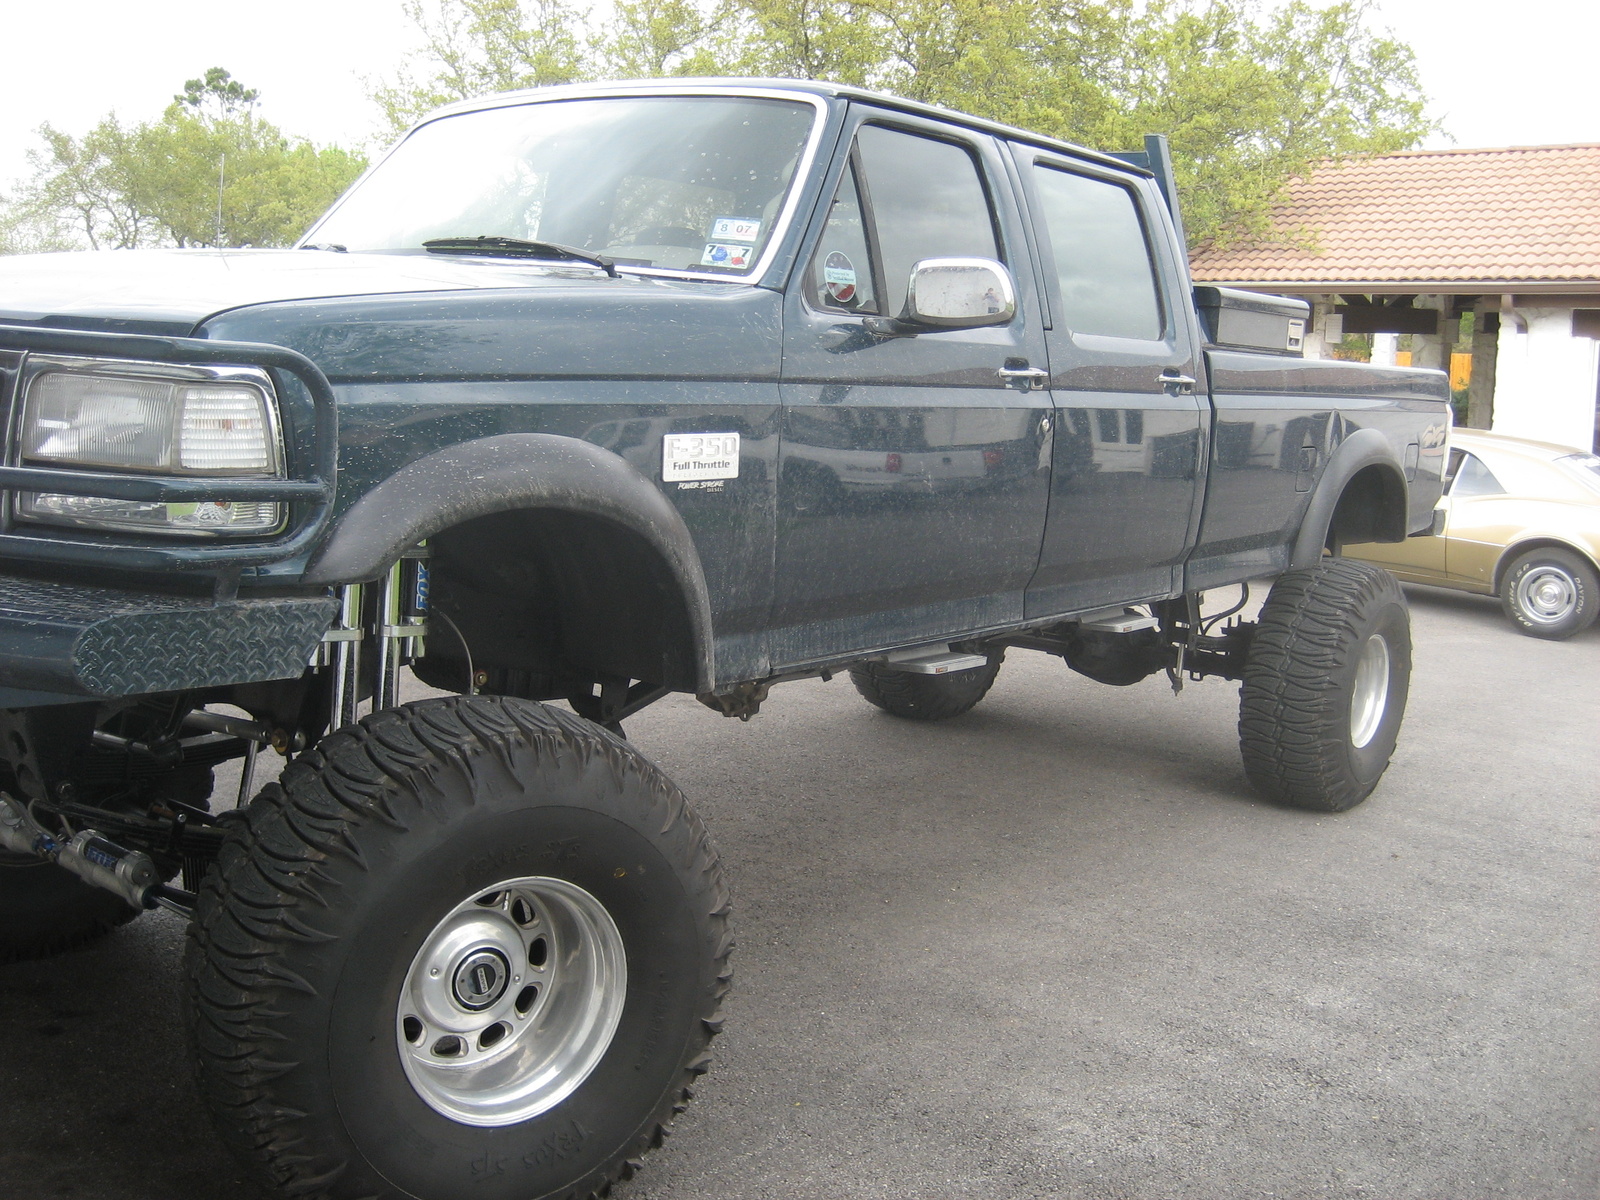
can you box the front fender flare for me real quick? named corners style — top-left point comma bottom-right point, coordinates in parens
top-left (1290, 428), bottom-right (1409, 569)
top-left (303, 434), bottom-right (714, 689)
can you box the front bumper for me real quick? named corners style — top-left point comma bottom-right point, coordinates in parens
top-left (0, 575), bottom-right (336, 707)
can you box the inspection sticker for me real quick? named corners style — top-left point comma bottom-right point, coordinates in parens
top-left (663, 432), bottom-right (740, 482)
top-left (700, 242), bottom-right (752, 269)
top-left (711, 216), bottom-right (761, 242)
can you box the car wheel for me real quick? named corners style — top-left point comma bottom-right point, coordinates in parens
top-left (848, 654), bottom-right (1003, 721)
top-left (185, 695), bottom-right (730, 1200)
top-left (0, 856), bottom-right (139, 963)
top-left (1238, 560), bottom-right (1412, 812)
top-left (1499, 547), bottom-right (1599, 640)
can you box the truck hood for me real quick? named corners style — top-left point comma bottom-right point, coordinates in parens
top-left (0, 247), bottom-right (623, 337)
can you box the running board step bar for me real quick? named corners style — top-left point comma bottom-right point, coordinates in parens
top-left (883, 646), bottom-right (991, 674)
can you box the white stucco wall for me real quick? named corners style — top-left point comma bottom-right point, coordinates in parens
top-left (1492, 307), bottom-right (1599, 451)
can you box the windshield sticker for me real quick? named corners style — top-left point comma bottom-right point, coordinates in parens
top-left (823, 251), bottom-right (857, 305)
top-left (711, 217), bottom-right (762, 243)
top-left (663, 432), bottom-right (740, 482)
top-left (701, 243), bottom-right (752, 269)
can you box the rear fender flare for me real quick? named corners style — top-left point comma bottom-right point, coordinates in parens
top-left (302, 433), bottom-right (714, 689)
top-left (1290, 428), bottom-right (1409, 568)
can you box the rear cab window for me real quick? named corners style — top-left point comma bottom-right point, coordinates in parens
top-left (1026, 159), bottom-right (1166, 342)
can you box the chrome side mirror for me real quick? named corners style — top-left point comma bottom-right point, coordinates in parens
top-left (865, 257), bottom-right (1017, 337)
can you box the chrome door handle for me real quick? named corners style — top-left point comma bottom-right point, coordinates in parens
top-left (1160, 370), bottom-right (1197, 393)
top-left (998, 365), bottom-right (1049, 390)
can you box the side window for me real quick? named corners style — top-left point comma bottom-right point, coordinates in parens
top-left (1031, 164), bottom-right (1163, 341)
top-left (808, 159), bottom-right (879, 313)
top-left (1450, 451), bottom-right (1506, 498)
top-left (854, 124), bottom-right (999, 315)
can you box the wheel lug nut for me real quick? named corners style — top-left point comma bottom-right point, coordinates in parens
top-left (430, 967), bottom-right (441, 977)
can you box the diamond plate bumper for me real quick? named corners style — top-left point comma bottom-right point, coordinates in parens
top-left (0, 575), bottom-right (337, 706)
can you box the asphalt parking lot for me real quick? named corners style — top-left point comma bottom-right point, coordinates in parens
top-left (0, 582), bottom-right (1594, 1200)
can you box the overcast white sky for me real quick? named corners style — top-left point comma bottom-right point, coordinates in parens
top-left (1, 0), bottom-right (1595, 190)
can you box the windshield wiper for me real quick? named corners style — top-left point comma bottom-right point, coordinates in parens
top-left (423, 236), bottom-right (617, 277)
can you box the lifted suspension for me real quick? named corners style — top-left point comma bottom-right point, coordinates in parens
top-left (0, 792), bottom-right (196, 915)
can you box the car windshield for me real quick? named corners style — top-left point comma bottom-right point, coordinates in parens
top-left (305, 94), bottom-right (820, 276)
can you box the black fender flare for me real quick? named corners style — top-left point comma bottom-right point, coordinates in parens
top-left (1290, 428), bottom-right (1409, 569)
top-left (303, 434), bottom-right (714, 689)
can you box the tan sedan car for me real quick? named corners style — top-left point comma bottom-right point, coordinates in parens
top-left (1346, 429), bottom-right (1600, 639)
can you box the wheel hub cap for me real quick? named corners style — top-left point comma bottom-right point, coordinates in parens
top-left (1349, 633), bottom-right (1391, 750)
top-left (452, 948), bottom-right (511, 1010)
top-left (397, 876), bottom-right (627, 1127)
top-left (1517, 567), bottom-right (1577, 623)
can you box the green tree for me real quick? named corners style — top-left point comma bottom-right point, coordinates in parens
top-left (176, 66), bottom-right (261, 118)
top-left (1076, 1), bottom-right (1434, 247)
top-left (373, 0), bottom-right (591, 133)
top-left (7, 69), bottom-right (367, 252)
top-left (598, 0), bottom-right (730, 78)
top-left (376, 0), bottom-right (1433, 247)
top-left (129, 95), bottom-right (367, 248)
top-left (17, 118), bottom-right (160, 250)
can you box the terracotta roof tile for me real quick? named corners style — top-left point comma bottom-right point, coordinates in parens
top-left (1189, 144), bottom-right (1600, 288)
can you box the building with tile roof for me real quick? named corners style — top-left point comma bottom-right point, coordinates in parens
top-left (1190, 144), bottom-right (1600, 453)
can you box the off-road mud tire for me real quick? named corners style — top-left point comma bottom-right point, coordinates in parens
top-left (1239, 560), bottom-right (1411, 812)
top-left (848, 653), bottom-right (1003, 721)
top-left (184, 695), bottom-right (731, 1200)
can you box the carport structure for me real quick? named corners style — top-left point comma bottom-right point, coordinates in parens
top-left (1190, 143), bottom-right (1600, 453)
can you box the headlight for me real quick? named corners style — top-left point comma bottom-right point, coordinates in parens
top-left (13, 357), bottom-right (285, 537)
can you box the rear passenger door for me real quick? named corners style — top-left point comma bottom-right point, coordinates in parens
top-left (1014, 150), bottom-right (1205, 617)
top-left (771, 111), bottom-right (1053, 666)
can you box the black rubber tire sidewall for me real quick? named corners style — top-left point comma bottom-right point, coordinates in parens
top-left (0, 858), bottom-right (138, 963)
top-left (1240, 561), bottom-right (1412, 812)
top-left (1499, 547), bottom-right (1600, 640)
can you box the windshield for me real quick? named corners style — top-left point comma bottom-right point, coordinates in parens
top-left (306, 94), bottom-right (820, 276)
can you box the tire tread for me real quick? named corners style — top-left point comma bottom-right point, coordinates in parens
top-left (1239, 560), bottom-right (1409, 812)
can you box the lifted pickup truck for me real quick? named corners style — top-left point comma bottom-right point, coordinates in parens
top-left (0, 79), bottom-right (1448, 1200)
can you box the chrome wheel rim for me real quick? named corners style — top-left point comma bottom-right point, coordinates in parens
top-left (397, 876), bottom-right (626, 1127)
top-left (1349, 634), bottom-right (1391, 750)
top-left (1514, 565), bottom-right (1578, 626)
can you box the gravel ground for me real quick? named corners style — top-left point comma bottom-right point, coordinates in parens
top-left (0, 581), bottom-right (1594, 1200)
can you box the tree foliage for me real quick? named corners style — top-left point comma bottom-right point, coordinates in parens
top-left (374, 0), bottom-right (1433, 246)
top-left (7, 69), bottom-right (367, 252)
top-left (373, 0), bottom-right (592, 131)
